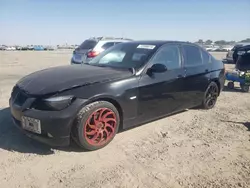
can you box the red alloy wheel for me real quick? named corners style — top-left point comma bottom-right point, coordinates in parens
top-left (84, 108), bottom-right (117, 146)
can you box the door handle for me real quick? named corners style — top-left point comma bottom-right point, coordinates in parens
top-left (177, 75), bottom-right (184, 78)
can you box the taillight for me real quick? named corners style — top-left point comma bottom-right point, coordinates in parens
top-left (87, 51), bottom-right (100, 58)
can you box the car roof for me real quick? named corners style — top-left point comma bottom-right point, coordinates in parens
top-left (123, 40), bottom-right (193, 46)
top-left (238, 45), bottom-right (250, 51)
top-left (235, 42), bottom-right (250, 46)
top-left (87, 37), bottom-right (133, 42)
top-left (233, 43), bottom-right (250, 48)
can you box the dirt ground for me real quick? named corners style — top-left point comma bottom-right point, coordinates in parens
top-left (0, 51), bottom-right (249, 188)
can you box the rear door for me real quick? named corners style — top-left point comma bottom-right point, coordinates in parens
top-left (181, 44), bottom-right (210, 108)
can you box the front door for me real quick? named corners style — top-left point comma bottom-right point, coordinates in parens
top-left (137, 44), bottom-right (186, 121)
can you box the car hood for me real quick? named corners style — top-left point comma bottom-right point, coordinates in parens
top-left (16, 64), bottom-right (133, 96)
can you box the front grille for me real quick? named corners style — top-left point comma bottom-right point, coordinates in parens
top-left (11, 86), bottom-right (29, 106)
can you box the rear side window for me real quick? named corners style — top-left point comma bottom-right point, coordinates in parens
top-left (183, 45), bottom-right (202, 66)
top-left (201, 49), bottom-right (211, 64)
top-left (101, 42), bottom-right (115, 50)
top-left (79, 40), bottom-right (97, 49)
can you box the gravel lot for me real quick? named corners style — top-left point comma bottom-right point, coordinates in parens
top-left (0, 51), bottom-right (249, 188)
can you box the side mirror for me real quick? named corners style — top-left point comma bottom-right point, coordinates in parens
top-left (148, 63), bottom-right (167, 74)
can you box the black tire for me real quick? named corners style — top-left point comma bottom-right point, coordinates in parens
top-left (227, 82), bottom-right (234, 89)
top-left (240, 84), bottom-right (249, 92)
top-left (72, 101), bottom-right (120, 151)
top-left (201, 82), bottom-right (219, 109)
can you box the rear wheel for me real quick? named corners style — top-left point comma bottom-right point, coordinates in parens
top-left (240, 84), bottom-right (249, 92)
top-left (72, 101), bottom-right (120, 151)
top-left (201, 82), bottom-right (219, 109)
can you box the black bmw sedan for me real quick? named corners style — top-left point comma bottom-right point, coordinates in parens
top-left (9, 41), bottom-right (225, 150)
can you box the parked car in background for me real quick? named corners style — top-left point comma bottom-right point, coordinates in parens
top-left (71, 37), bottom-right (133, 65)
top-left (16, 46), bottom-right (22, 50)
top-left (224, 43), bottom-right (250, 63)
top-left (0, 45), bottom-right (7, 50)
top-left (5, 46), bottom-right (16, 51)
top-left (10, 40), bottom-right (225, 151)
top-left (33, 45), bottom-right (45, 51)
top-left (205, 45), bottom-right (220, 52)
top-left (21, 46), bottom-right (29, 51)
top-left (221, 45), bottom-right (233, 52)
top-left (44, 46), bottom-right (56, 51)
top-left (27, 46), bottom-right (34, 50)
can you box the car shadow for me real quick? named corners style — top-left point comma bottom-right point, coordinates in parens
top-left (222, 86), bottom-right (244, 93)
top-left (0, 107), bottom-right (86, 155)
top-left (220, 120), bottom-right (250, 132)
top-left (0, 107), bottom-right (189, 154)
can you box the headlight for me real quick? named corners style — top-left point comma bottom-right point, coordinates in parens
top-left (33, 95), bottom-right (75, 111)
top-left (43, 95), bottom-right (74, 110)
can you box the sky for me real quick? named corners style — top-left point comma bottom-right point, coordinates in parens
top-left (0, 0), bottom-right (249, 45)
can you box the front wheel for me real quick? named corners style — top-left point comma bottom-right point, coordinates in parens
top-left (201, 82), bottom-right (219, 109)
top-left (72, 101), bottom-right (120, 151)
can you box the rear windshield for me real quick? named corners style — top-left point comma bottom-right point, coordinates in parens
top-left (232, 45), bottom-right (243, 51)
top-left (79, 40), bottom-right (97, 49)
top-left (88, 43), bottom-right (159, 69)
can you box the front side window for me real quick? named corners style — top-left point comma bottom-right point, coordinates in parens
top-left (150, 45), bottom-right (181, 70)
top-left (88, 43), bottom-right (158, 69)
top-left (183, 45), bottom-right (202, 66)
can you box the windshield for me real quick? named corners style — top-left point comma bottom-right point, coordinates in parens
top-left (88, 42), bottom-right (158, 69)
top-left (79, 40), bottom-right (97, 49)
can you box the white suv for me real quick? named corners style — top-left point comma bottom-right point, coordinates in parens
top-left (71, 37), bottom-right (133, 65)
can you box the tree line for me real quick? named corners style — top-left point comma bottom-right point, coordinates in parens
top-left (195, 38), bottom-right (250, 46)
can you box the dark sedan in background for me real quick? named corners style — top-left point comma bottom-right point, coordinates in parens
top-left (10, 40), bottom-right (225, 151)
top-left (224, 43), bottom-right (250, 64)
